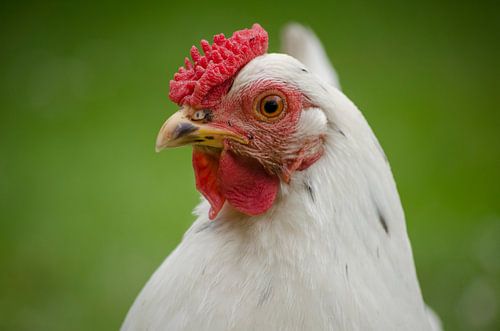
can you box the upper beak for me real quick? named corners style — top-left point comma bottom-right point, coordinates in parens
top-left (155, 106), bottom-right (248, 152)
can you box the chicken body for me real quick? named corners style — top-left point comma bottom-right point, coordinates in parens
top-left (122, 25), bottom-right (440, 331)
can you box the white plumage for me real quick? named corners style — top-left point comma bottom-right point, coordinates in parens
top-left (122, 24), bottom-right (441, 331)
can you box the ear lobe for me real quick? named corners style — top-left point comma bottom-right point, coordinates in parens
top-left (282, 137), bottom-right (325, 183)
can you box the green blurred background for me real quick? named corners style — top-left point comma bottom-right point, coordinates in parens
top-left (1, 0), bottom-right (499, 330)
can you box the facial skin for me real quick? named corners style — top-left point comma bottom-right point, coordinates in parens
top-left (206, 80), bottom-right (313, 179)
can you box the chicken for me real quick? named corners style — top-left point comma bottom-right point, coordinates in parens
top-left (121, 23), bottom-right (442, 331)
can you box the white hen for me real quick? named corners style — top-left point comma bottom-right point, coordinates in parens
top-left (122, 23), bottom-right (442, 331)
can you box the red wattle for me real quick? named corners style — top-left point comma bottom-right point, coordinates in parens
top-left (192, 149), bottom-right (225, 219)
top-left (192, 148), bottom-right (279, 219)
top-left (218, 150), bottom-right (279, 216)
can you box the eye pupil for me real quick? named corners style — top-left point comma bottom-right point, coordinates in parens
top-left (264, 100), bottom-right (278, 114)
top-left (256, 94), bottom-right (285, 120)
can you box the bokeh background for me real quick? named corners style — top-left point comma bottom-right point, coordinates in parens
top-left (1, 0), bottom-right (499, 330)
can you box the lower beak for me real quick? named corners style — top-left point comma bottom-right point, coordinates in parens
top-left (155, 106), bottom-right (248, 152)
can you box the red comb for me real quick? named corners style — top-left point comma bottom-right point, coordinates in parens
top-left (169, 24), bottom-right (268, 108)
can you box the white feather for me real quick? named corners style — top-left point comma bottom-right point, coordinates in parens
top-left (122, 40), bottom-right (440, 331)
top-left (281, 23), bottom-right (341, 90)
top-left (295, 107), bottom-right (328, 138)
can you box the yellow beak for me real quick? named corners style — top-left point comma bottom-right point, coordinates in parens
top-left (155, 106), bottom-right (248, 152)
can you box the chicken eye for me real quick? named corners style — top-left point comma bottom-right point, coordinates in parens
top-left (257, 94), bottom-right (285, 119)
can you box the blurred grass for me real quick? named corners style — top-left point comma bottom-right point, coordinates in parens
top-left (0, 1), bottom-right (499, 330)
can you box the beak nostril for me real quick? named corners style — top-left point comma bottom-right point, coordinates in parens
top-left (173, 123), bottom-right (198, 140)
top-left (192, 109), bottom-right (213, 122)
top-left (192, 110), bottom-right (206, 121)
